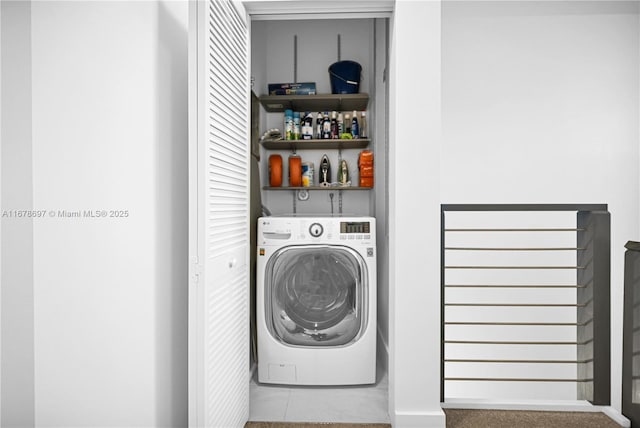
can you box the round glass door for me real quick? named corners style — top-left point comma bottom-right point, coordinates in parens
top-left (265, 245), bottom-right (368, 347)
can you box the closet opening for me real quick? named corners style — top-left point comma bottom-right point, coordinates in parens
top-left (248, 12), bottom-right (391, 425)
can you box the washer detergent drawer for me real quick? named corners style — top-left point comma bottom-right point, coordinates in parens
top-left (264, 245), bottom-right (368, 347)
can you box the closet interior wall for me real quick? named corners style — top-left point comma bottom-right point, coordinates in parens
top-left (252, 19), bottom-right (375, 216)
top-left (250, 16), bottom-right (390, 373)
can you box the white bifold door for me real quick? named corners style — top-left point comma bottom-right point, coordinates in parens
top-left (188, 0), bottom-right (250, 427)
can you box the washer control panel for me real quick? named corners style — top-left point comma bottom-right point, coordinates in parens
top-left (340, 221), bottom-right (371, 234)
top-left (258, 217), bottom-right (375, 245)
top-left (309, 223), bottom-right (324, 237)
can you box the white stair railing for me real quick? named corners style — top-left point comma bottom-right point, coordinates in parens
top-left (441, 204), bottom-right (610, 405)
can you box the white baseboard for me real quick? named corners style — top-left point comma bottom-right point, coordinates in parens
top-left (442, 399), bottom-right (599, 412)
top-left (394, 410), bottom-right (446, 428)
top-left (602, 407), bottom-right (631, 427)
top-left (441, 399), bottom-right (630, 427)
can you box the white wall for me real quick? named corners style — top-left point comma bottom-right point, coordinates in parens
top-left (1, 1), bottom-right (35, 426)
top-left (442, 0), bottom-right (640, 410)
top-left (389, 1), bottom-right (444, 426)
top-left (252, 19), bottom-right (376, 216)
top-left (373, 17), bottom-right (391, 373)
top-left (0, 4), bottom-right (2, 423)
top-left (27, 1), bottom-right (189, 426)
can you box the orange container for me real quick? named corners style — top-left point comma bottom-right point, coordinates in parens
top-left (269, 155), bottom-right (283, 187)
top-left (289, 155), bottom-right (302, 187)
top-left (358, 150), bottom-right (374, 188)
top-left (358, 150), bottom-right (374, 167)
top-left (360, 177), bottom-right (374, 188)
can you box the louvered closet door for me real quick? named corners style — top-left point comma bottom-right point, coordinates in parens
top-left (188, 1), bottom-right (250, 427)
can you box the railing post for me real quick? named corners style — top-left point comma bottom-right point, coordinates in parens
top-left (622, 241), bottom-right (640, 424)
top-left (441, 206), bottom-right (445, 402)
top-left (577, 210), bottom-right (610, 405)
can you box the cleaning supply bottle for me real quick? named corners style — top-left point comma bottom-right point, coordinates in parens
top-left (322, 112), bottom-right (331, 139)
top-left (315, 112), bottom-right (323, 139)
top-left (360, 111), bottom-right (367, 138)
top-left (293, 111), bottom-right (301, 140)
top-left (358, 150), bottom-right (374, 188)
top-left (302, 112), bottom-right (314, 140)
top-left (284, 109), bottom-right (293, 140)
top-left (330, 111), bottom-right (338, 139)
top-left (351, 110), bottom-right (359, 139)
top-left (337, 112), bottom-right (344, 136)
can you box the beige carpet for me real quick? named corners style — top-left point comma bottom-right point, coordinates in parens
top-left (246, 409), bottom-right (624, 428)
top-left (443, 409), bottom-right (623, 428)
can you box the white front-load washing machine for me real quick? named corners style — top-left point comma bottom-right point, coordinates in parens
top-left (257, 216), bottom-right (376, 386)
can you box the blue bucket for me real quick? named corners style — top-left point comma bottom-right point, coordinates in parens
top-left (328, 60), bottom-right (362, 94)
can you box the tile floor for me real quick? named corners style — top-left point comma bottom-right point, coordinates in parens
top-left (249, 364), bottom-right (390, 424)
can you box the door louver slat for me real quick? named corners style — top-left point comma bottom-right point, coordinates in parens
top-left (190, 0), bottom-right (249, 427)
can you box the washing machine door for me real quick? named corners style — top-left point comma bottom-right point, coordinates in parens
top-left (265, 245), bottom-right (368, 347)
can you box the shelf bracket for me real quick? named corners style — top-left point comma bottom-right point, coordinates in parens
top-left (293, 35), bottom-right (298, 83)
